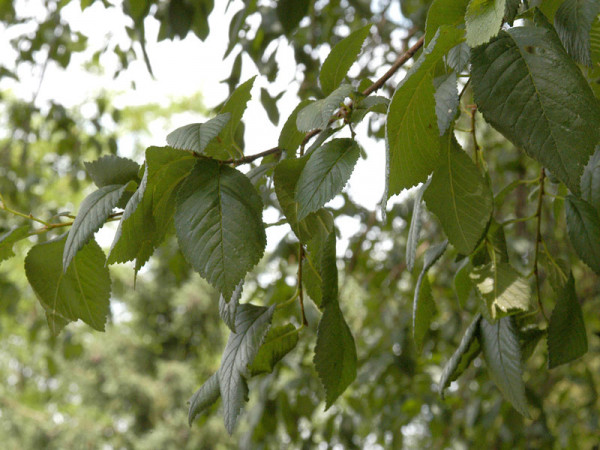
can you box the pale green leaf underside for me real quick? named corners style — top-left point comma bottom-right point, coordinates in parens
top-left (175, 159), bottom-right (266, 301)
top-left (296, 138), bottom-right (360, 221)
top-left (188, 373), bottom-right (220, 425)
top-left (63, 183), bottom-right (130, 271)
top-left (166, 113), bottom-right (231, 154)
top-left (480, 316), bottom-right (530, 418)
top-left (547, 274), bottom-right (588, 368)
top-left (565, 195), bottom-right (600, 274)
top-left (218, 304), bottom-right (274, 434)
top-left (249, 324), bottom-right (299, 376)
top-left (320, 25), bottom-right (370, 95)
top-left (25, 236), bottom-right (110, 335)
top-left (471, 23), bottom-right (600, 194)
top-left (424, 136), bottom-right (492, 255)
top-left (296, 84), bottom-right (353, 132)
top-left (84, 155), bottom-right (140, 188)
top-left (434, 72), bottom-right (459, 136)
top-left (465, 0), bottom-right (506, 47)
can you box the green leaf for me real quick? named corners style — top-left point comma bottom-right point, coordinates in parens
top-left (107, 167), bottom-right (156, 270)
top-left (434, 72), bottom-right (459, 136)
top-left (406, 180), bottom-right (429, 272)
top-left (166, 113), bottom-right (231, 154)
top-left (470, 262), bottom-right (530, 321)
top-left (413, 274), bottom-right (436, 352)
top-left (320, 231), bottom-right (339, 306)
top-left (278, 100), bottom-right (311, 152)
top-left (295, 138), bottom-right (360, 221)
top-left (386, 26), bottom-right (464, 195)
top-left (320, 25), bottom-right (371, 95)
top-left (204, 76), bottom-right (256, 159)
top-left (424, 0), bottom-right (469, 46)
top-left (249, 324), bottom-right (299, 376)
top-left (276, 0), bottom-right (309, 34)
top-left (423, 135), bottom-right (493, 255)
top-left (465, 0), bottom-right (506, 47)
top-left (519, 325), bottom-right (546, 362)
top-left (84, 155), bottom-right (140, 188)
top-left (0, 225), bottom-right (29, 263)
top-left (471, 20), bottom-right (600, 194)
top-left (454, 259), bottom-right (474, 307)
top-left (350, 95), bottom-right (389, 124)
top-left (188, 373), bottom-right (220, 426)
top-left (581, 146), bottom-right (600, 213)
top-left (554, 0), bottom-right (600, 66)
top-left (439, 314), bottom-right (482, 398)
top-left (260, 88), bottom-right (282, 126)
top-left (219, 282), bottom-right (243, 333)
top-left (447, 42), bottom-right (471, 72)
top-left (175, 159), bottom-right (266, 300)
top-left (565, 195), bottom-right (600, 274)
top-left (547, 274), bottom-right (588, 368)
top-left (218, 303), bottom-right (275, 434)
top-left (504, 0), bottom-right (520, 25)
top-left (314, 301), bottom-right (357, 409)
top-left (480, 316), bottom-right (530, 418)
top-left (25, 236), bottom-right (111, 335)
top-left (63, 183), bottom-right (132, 271)
top-left (296, 84), bottom-right (353, 132)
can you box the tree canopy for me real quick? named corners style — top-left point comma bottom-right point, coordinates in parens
top-left (1, 0), bottom-right (600, 448)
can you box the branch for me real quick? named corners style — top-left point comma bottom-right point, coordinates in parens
top-left (224, 147), bottom-right (282, 166)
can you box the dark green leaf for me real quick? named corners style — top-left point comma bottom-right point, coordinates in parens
top-left (166, 113), bottom-right (231, 154)
top-left (219, 282), bottom-right (243, 333)
top-left (565, 195), bottom-right (600, 274)
top-left (25, 236), bottom-right (111, 335)
top-left (218, 303), bottom-right (274, 434)
top-left (296, 84), bottom-right (353, 132)
top-left (454, 259), bottom-right (474, 307)
top-left (320, 231), bottom-right (338, 307)
top-left (320, 25), bottom-right (371, 95)
top-left (386, 26), bottom-right (464, 195)
top-left (480, 316), bottom-right (530, 418)
top-left (504, 0), bottom-right (521, 25)
top-left (554, 0), bottom-right (600, 66)
top-left (447, 42), bottom-right (471, 72)
top-left (581, 145), bottom-right (600, 212)
top-left (471, 20), bottom-right (600, 194)
top-left (423, 135), bottom-right (493, 255)
top-left (84, 155), bottom-right (140, 188)
top-left (406, 180), bottom-right (429, 272)
top-left (63, 183), bottom-right (132, 271)
top-left (175, 159), bottom-right (266, 300)
top-left (249, 324), bottom-right (299, 376)
top-left (0, 225), bottom-right (29, 263)
top-left (519, 325), bottom-right (546, 362)
top-left (424, 0), bottom-right (469, 45)
top-left (465, 0), bottom-right (506, 47)
top-left (276, 0), bottom-right (310, 34)
top-left (260, 88), bottom-right (281, 126)
top-left (434, 72), bottom-right (459, 136)
top-left (188, 373), bottom-right (220, 425)
top-left (295, 138), bottom-right (360, 221)
top-left (439, 314), bottom-right (482, 398)
top-left (413, 274), bottom-right (436, 352)
top-left (548, 274), bottom-right (588, 368)
top-left (278, 100), bottom-right (311, 152)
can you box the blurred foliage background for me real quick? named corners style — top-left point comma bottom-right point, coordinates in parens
top-left (1, 0), bottom-right (599, 448)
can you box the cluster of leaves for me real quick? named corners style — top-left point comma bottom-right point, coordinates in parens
top-left (2, 0), bottom-right (600, 441)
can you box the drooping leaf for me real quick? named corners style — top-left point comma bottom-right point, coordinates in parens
top-left (260, 88), bottom-right (282, 126)
top-left (296, 84), bottom-right (353, 132)
top-left (188, 373), bottom-right (220, 426)
top-left (424, 0), bottom-right (469, 45)
top-left (471, 18), bottom-right (600, 194)
top-left (465, 0), bottom-right (507, 47)
top-left (276, 0), bottom-right (310, 34)
top-left (547, 274), bottom-right (588, 368)
top-left (581, 146), bottom-right (600, 213)
top-left (219, 281), bottom-right (243, 333)
top-left (423, 135), bottom-right (493, 255)
top-left (63, 183), bottom-right (132, 271)
top-left (447, 42), bottom-right (471, 72)
top-left (84, 155), bottom-right (140, 188)
top-left (0, 225), bottom-right (29, 263)
top-left (519, 325), bottom-right (546, 362)
top-left (554, 0), bottom-right (600, 66)
top-left (480, 316), bottom-right (530, 418)
top-left (413, 274), bottom-right (436, 352)
top-left (25, 235), bottom-right (111, 335)
top-left (434, 72), bottom-right (459, 136)
top-left (278, 100), bottom-right (311, 152)
top-left (454, 259), bottom-right (474, 307)
top-left (295, 138), bottom-right (360, 221)
top-left (204, 76), bottom-right (256, 159)
top-left (439, 314), bottom-right (482, 398)
top-left (320, 25), bottom-right (371, 95)
top-left (406, 180), bottom-right (429, 272)
top-left (175, 159), bottom-right (266, 301)
top-left (470, 262), bottom-right (530, 321)
top-left (319, 231), bottom-right (339, 306)
top-left (166, 113), bottom-right (231, 154)
top-left (565, 195), bottom-right (600, 274)
top-left (249, 324), bottom-right (299, 376)
top-left (386, 26), bottom-right (464, 195)
top-left (218, 303), bottom-right (275, 434)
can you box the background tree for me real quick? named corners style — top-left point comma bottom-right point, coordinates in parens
top-left (1, 0), bottom-right (599, 448)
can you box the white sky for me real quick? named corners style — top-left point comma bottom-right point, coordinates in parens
top-left (1, 0), bottom-right (410, 255)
